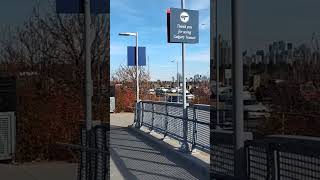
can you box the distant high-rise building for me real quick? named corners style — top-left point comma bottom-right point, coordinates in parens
top-left (279, 40), bottom-right (286, 52)
top-left (221, 40), bottom-right (232, 65)
top-left (287, 43), bottom-right (293, 50)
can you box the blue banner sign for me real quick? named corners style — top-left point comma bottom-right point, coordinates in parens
top-left (56, 0), bottom-right (109, 14)
top-left (127, 46), bottom-right (146, 66)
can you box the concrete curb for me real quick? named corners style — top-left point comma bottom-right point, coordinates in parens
top-left (128, 125), bottom-right (210, 179)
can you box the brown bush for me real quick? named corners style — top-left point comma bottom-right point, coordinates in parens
top-left (15, 79), bottom-right (83, 162)
top-left (115, 85), bottom-right (135, 113)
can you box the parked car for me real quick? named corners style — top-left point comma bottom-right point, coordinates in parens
top-left (148, 89), bottom-right (155, 95)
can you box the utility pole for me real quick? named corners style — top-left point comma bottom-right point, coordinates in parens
top-left (84, 0), bottom-right (92, 131)
top-left (83, 1), bottom-right (92, 179)
top-left (232, 0), bottom-right (245, 178)
top-left (136, 33), bottom-right (139, 102)
top-left (180, 0), bottom-right (189, 153)
top-left (215, 0), bottom-right (220, 129)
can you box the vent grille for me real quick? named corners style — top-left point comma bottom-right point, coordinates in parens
top-left (0, 116), bottom-right (9, 155)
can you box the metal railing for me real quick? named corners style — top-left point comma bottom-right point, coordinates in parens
top-left (135, 101), bottom-right (320, 179)
top-left (245, 135), bottom-right (320, 180)
top-left (58, 123), bottom-right (109, 180)
top-left (134, 100), bottom-right (210, 152)
top-left (211, 130), bottom-right (253, 179)
top-left (78, 124), bottom-right (109, 180)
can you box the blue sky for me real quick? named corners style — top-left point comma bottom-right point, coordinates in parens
top-left (110, 0), bottom-right (210, 81)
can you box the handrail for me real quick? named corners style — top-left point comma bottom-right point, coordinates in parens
top-left (136, 101), bottom-right (210, 152)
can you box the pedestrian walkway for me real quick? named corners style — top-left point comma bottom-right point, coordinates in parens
top-left (0, 113), bottom-right (208, 180)
top-left (110, 113), bottom-right (208, 180)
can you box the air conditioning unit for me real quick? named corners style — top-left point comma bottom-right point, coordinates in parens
top-left (110, 97), bottom-right (115, 113)
top-left (0, 112), bottom-right (15, 161)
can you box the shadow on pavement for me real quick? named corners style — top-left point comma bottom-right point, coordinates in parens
top-left (110, 125), bottom-right (206, 180)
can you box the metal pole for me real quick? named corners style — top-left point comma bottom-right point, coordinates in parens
top-left (83, 1), bottom-right (92, 179)
top-left (84, 0), bottom-right (92, 131)
top-left (136, 32), bottom-right (139, 102)
top-left (180, 0), bottom-right (189, 153)
top-left (232, 0), bottom-right (245, 178)
top-left (215, 0), bottom-right (220, 129)
top-left (177, 60), bottom-right (179, 89)
top-left (148, 56), bottom-right (150, 89)
top-left (135, 33), bottom-right (141, 128)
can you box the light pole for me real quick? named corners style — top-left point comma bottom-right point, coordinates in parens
top-left (215, 0), bottom-right (221, 129)
top-left (83, 1), bottom-right (92, 179)
top-left (119, 32), bottom-right (139, 102)
top-left (84, 0), bottom-right (92, 131)
top-left (119, 32), bottom-right (140, 128)
top-left (179, 0), bottom-right (189, 153)
top-left (232, 0), bottom-right (245, 178)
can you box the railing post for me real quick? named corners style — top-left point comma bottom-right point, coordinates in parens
top-left (244, 142), bottom-right (250, 179)
top-left (180, 103), bottom-right (190, 153)
top-left (275, 146), bottom-right (280, 180)
top-left (140, 102), bottom-right (144, 127)
top-left (151, 103), bottom-right (154, 131)
top-left (267, 143), bottom-right (276, 180)
top-left (164, 103), bottom-right (169, 137)
top-left (191, 106), bottom-right (197, 150)
top-left (79, 126), bottom-right (87, 180)
top-left (134, 101), bottom-right (141, 128)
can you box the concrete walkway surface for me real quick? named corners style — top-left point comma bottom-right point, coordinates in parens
top-left (0, 162), bottom-right (77, 180)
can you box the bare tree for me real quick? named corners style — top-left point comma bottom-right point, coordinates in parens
top-left (112, 65), bottom-right (151, 94)
top-left (1, 5), bottom-right (109, 85)
top-left (112, 65), bottom-right (149, 82)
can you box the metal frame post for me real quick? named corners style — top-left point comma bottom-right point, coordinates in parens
top-left (245, 143), bottom-right (250, 178)
top-left (232, 0), bottom-right (245, 178)
top-left (135, 33), bottom-right (141, 128)
top-left (84, 0), bottom-right (92, 131)
top-left (140, 102), bottom-right (144, 127)
top-left (151, 103), bottom-right (155, 131)
top-left (179, 0), bottom-right (190, 153)
top-left (176, 60), bottom-right (180, 89)
top-left (191, 106), bottom-right (197, 150)
top-left (135, 102), bottom-right (142, 128)
top-left (84, 1), bottom-right (92, 179)
top-left (136, 32), bottom-right (139, 102)
top-left (164, 103), bottom-right (169, 137)
top-left (215, 0), bottom-right (221, 129)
